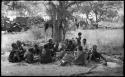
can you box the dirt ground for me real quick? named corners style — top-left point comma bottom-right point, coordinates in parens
top-left (1, 56), bottom-right (123, 76)
top-left (1, 52), bottom-right (123, 76)
top-left (1, 29), bottom-right (124, 76)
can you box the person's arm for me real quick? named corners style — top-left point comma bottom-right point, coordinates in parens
top-left (24, 50), bottom-right (29, 59)
top-left (99, 53), bottom-right (107, 62)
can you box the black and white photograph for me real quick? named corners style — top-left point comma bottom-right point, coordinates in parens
top-left (1, 0), bottom-right (124, 76)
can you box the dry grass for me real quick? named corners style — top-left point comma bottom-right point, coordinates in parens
top-left (1, 29), bottom-right (124, 55)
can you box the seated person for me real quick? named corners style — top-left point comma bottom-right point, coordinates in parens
top-left (57, 42), bottom-right (67, 60)
top-left (16, 40), bottom-right (26, 60)
top-left (40, 45), bottom-right (53, 63)
top-left (53, 42), bottom-right (59, 52)
top-left (34, 44), bottom-right (41, 55)
top-left (8, 43), bottom-right (21, 63)
top-left (66, 40), bottom-right (75, 52)
top-left (81, 38), bottom-right (89, 53)
top-left (40, 46), bottom-right (46, 63)
top-left (90, 45), bottom-right (107, 65)
top-left (72, 38), bottom-right (77, 51)
top-left (60, 52), bottom-right (74, 66)
top-left (24, 48), bottom-right (34, 64)
top-left (44, 39), bottom-right (55, 57)
top-left (60, 41), bottom-right (76, 66)
top-left (73, 46), bottom-right (87, 66)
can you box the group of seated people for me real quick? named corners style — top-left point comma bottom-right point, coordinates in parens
top-left (8, 32), bottom-right (107, 66)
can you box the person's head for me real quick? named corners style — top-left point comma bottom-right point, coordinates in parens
top-left (11, 43), bottom-right (18, 49)
top-left (78, 46), bottom-right (83, 51)
top-left (34, 44), bottom-right (38, 48)
top-left (48, 39), bottom-right (53, 43)
top-left (93, 45), bottom-right (97, 51)
top-left (42, 47), bottom-right (46, 54)
top-left (83, 38), bottom-right (87, 44)
top-left (16, 40), bottom-right (22, 46)
top-left (65, 39), bottom-right (68, 43)
top-left (69, 40), bottom-right (73, 45)
top-left (44, 44), bottom-right (48, 49)
top-left (28, 48), bottom-right (34, 53)
top-left (78, 32), bottom-right (82, 37)
top-left (72, 38), bottom-right (74, 40)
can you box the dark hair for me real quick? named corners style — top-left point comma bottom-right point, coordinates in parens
top-left (28, 48), bottom-right (34, 53)
top-left (49, 39), bottom-right (53, 43)
top-left (83, 38), bottom-right (86, 41)
top-left (78, 46), bottom-right (83, 51)
top-left (44, 44), bottom-right (48, 49)
top-left (11, 43), bottom-right (17, 48)
top-left (65, 39), bottom-right (69, 42)
top-left (34, 44), bottom-right (38, 48)
top-left (16, 40), bottom-right (21, 44)
top-left (78, 32), bottom-right (82, 36)
top-left (69, 40), bottom-right (72, 44)
top-left (93, 45), bottom-right (97, 49)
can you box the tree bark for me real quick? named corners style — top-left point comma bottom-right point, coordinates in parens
top-left (53, 19), bottom-right (63, 43)
top-left (86, 13), bottom-right (89, 28)
top-left (95, 13), bottom-right (98, 29)
top-left (51, 24), bottom-right (53, 38)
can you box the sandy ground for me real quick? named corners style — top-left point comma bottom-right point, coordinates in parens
top-left (1, 29), bottom-right (124, 76)
top-left (1, 57), bottom-right (123, 76)
top-left (1, 51), bottom-right (123, 76)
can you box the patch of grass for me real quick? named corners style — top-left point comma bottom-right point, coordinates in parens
top-left (30, 26), bottom-right (45, 40)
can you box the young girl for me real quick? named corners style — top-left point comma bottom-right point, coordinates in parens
top-left (76, 32), bottom-right (82, 47)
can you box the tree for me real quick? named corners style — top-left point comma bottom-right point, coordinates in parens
top-left (1, 15), bottom-right (11, 31)
top-left (44, 1), bottom-right (85, 43)
top-left (75, 1), bottom-right (106, 29)
top-left (78, 1), bottom-right (123, 28)
top-left (106, 9), bottom-right (118, 19)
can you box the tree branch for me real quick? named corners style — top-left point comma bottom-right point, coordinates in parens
top-left (65, 1), bottom-right (84, 9)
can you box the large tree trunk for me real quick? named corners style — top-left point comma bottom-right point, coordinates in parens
top-left (63, 29), bottom-right (66, 41)
top-left (53, 20), bottom-right (58, 43)
top-left (86, 13), bottom-right (89, 29)
top-left (58, 20), bottom-right (64, 42)
top-left (95, 13), bottom-right (98, 29)
top-left (51, 25), bottom-right (53, 38)
top-left (53, 20), bottom-right (63, 43)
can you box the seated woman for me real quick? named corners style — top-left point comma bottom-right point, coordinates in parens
top-left (65, 40), bottom-right (76, 52)
top-left (8, 43), bottom-right (21, 63)
top-left (40, 45), bottom-right (53, 64)
top-left (73, 46), bottom-right (87, 66)
top-left (16, 40), bottom-right (26, 61)
top-left (40, 47), bottom-right (47, 63)
top-left (24, 48), bottom-right (34, 64)
top-left (33, 44), bottom-right (41, 61)
top-left (60, 40), bottom-right (75, 66)
top-left (44, 39), bottom-right (55, 57)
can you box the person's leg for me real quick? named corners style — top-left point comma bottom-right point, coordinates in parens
top-left (60, 60), bottom-right (68, 66)
top-left (91, 54), bottom-right (99, 62)
top-left (15, 52), bottom-right (21, 62)
top-left (98, 53), bottom-right (107, 65)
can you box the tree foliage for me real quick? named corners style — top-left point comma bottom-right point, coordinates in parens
top-left (44, 1), bottom-right (85, 42)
